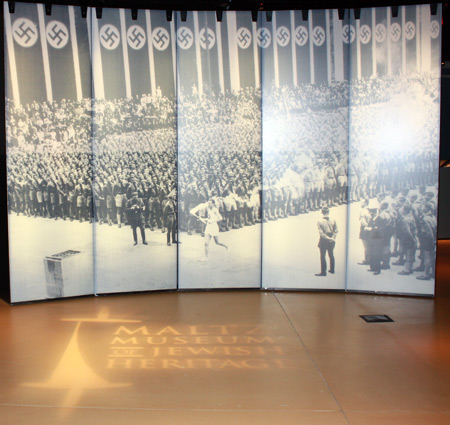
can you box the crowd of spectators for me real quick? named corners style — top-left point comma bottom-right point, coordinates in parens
top-left (6, 72), bottom-right (440, 264)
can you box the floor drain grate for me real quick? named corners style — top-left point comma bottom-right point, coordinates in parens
top-left (360, 314), bottom-right (394, 323)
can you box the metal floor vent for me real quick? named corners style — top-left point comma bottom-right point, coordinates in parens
top-left (360, 315), bottom-right (394, 323)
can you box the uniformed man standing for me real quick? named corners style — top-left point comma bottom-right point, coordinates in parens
top-left (126, 192), bottom-right (147, 246)
top-left (315, 207), bottom-right (338, 277)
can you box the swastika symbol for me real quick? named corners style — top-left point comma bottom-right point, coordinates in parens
top-left (100, 25), bottom-right (120, 50)
top-left (46, 21), bottom-right (69, 49)
top-left (177, 27), bottom-right (194, 49)
top-left (431, 20), bottom-right (440, 39)
top-left (390, 23), bottom-right (401, 42)
top-left (342, 24), bottom-right (355, 44)
top-left (375, 23), bottom-right (386, 43)
top-left (257, 28), bottom-right (271, 48)
top-left (404, 21), bottom-right (416, 40)
top-left (277, 26), bottom-right (290, 47)
top-left (127, 25), bottom-right (146, 50)
top-left (152, 27), bottom-right (170, 51)
top-left (12, 18), bottom-right (38, 47)
top-left (359, 25), bottom-right (371, 44)
top-left (237, 27), bottom-right (252, 49)
top-left (312, 26), bottom-right (325, 46)
top-left (295, 26), bottom-right (308, 46)
top-left (199, 28), bottom-right (215, 49)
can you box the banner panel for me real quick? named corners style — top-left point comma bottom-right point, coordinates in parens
top-left (346, 4), bottom-right (441, 295)
top-left (4, 4), bottom-right (441, 299)
top-left (177, 11), bottom-right (262, 289)
top-left (91, 8), bottom-right (177, 293)
top-left (5, 2), bottom-right (94, 302)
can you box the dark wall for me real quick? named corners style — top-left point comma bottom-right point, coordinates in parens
top-left (0, 4), bottom-right (11, 304)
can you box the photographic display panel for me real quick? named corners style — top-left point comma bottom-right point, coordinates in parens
top-left (177, 11), bottom-right (262, 289)
top-left (261, 10), bottom-right (349, 289)
top-left (5, 2), bottom-right (94, 302)
top-left (346, 5), bottom-right (441, 295)
top-left (4, 3), bottom-right (442, 300)
top-left (91, 9), bottom-right (177, 293)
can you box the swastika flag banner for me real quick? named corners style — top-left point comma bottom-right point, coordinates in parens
top-left (175, 11), bottom-right (199, 96)
top-left (92, 7), bottom-right (126, 99)
top-left (5, 2), bottom-right (48, 104)
top-left (235, 12), bottom-right (260, 90)
top-left (149, 10), bottom-right (176, 98)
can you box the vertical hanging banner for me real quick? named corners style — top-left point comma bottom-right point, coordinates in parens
top-left (5, 2), bottom-right (46, 104)
top-left (148, 10), bottom-right (176, 98)
top-left (175, 11), bottom-right (198, 95)
top-left (273, 11), bottom-right (293, 87)
top-left (262, 7), bottom-right (349, 291)
top-left (389, 6), bottom-right (403, 75)
top-left (293, 10), bottom-right (311, 84)
top-left (404, 6), bottom-right (418, 74)
top-left (235, 11), bottom-right (259, 89)
top-left (346, 4), bottom-right (441, 296)
top-left (358, 8), bottom-right (374, 79)
top-left (38, 4), bottom-right (82, 101)
top-left (258, 13), bottom-right (274, 86)
top-left (92, 8), bottom-right (126, 99)
top-left (332, 9), bottom-right (349, 82)
top-left (92, 9), bottom-right (177, 295)
top-left (177, 10), bottom-right (262, 290)
top-left (310, 9), bottom-right (328, 84)
top-left (5, 2), bottom-right (94, 303)
top-left (122, 8), bottom-right (151, 96)
top-left (373, 7), bottom-right (388, 76)
top-left (196, 11), bottom-right (221, 94)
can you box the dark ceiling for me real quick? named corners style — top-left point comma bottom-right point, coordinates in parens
top-left (6, 0), bottom-right (444, 11)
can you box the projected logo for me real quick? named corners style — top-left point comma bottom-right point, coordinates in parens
top-left (390, 23), bottom-right (401, 42)
top-left (237, 28), bottom-right (252, 49)
top-left (342, 24), bottom-right (355, 44)
top-left (375, 23), bottom-right (387, 43)
top-left (257, 28), bottom-right (271, 48)
top-left (277, 26), bottom-right (290, 47)
top-left (359, 24), bottom-right (371, 44)
top-left (127, 25), bottom-right (146, 50)
top-left (199, 28), bottom-right (216, 49)
top-left (100, 25), bottom-right (120, 50)
top-left (294, 26), bottom-right (308, 46)
top-left (46, 21), bottom-right (69, 49)
top-left (177, 27), bottom-right (194, 49)
top-left (12, 18), bottom-right (38, 47)
top-left (21, 308), bottom-right (138, 408)
top-left (152, 27), bottom-right (170, 51)
top-left (312, 26), bottom-right (325, 46)
top-left (430, 20), bottom-right (440, 39)
top-left (404, 21), bottom-right (416, 40)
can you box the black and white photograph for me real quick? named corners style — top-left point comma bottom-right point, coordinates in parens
top-left (261, 10), bottom-right (349, 290)
top-left (90, 8), bottom-right (177, 294)
top-left (5, 3), bottom-right (95, 302)
top-left (4, 3), bottom-right (442, 299)
top-left (5, 4), bottom-right (179, 301)
top-left (346, 5), bottom-right (441, 296)
top-left (177, 11), bottom-right (262, 289)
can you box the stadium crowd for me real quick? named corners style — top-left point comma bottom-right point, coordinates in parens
top-left (6, 73), bottom-right (440, 274)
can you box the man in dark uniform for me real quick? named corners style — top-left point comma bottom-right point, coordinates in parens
top-left (163, 190), bottom-right (179, 246)
top-left (315, 206), bottom-right (338, 276)
top-left (126, 192), bottom-right (147, 246)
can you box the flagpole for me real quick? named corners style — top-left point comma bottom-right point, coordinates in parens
top-left (69, 6), bottom-right (83, 101)
top-left (145, 10), bottom-right (157, 97)
top-left (37, 4), bottom-right (53, 103)
top-left (308, 11), bottom-right (315, 85)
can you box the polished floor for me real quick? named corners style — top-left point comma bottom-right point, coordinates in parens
top-left (0, 289), bottom-right (449, 425)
